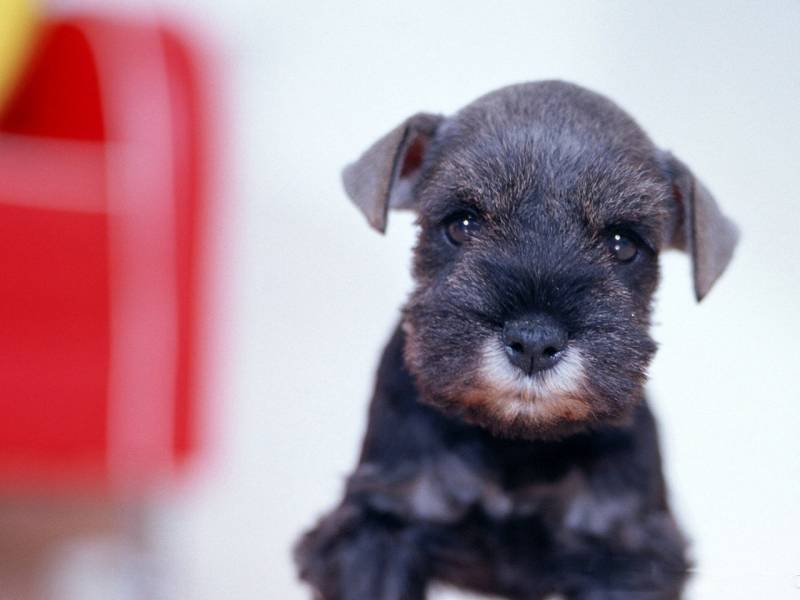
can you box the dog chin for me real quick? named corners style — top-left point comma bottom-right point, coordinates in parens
top-left (458, 339), bottom-right (596, 438)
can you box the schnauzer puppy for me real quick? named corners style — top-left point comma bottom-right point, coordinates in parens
top-left (295, 81), bottom-right (738, 599)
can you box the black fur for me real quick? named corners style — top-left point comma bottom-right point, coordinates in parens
top-left (293, 81), bottom-right (728, 599)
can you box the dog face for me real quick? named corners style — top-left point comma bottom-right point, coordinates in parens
top-left (343, 81), bottom-right (738, 439)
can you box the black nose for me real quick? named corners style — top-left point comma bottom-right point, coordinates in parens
top-left (502, 315), bottom-right (568, 376)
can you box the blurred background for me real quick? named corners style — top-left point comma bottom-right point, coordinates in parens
top-left (0, 0), bottom-right (798, 598)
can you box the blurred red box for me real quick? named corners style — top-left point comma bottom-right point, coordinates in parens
top-left (0, 15), bottom-right (213, 490)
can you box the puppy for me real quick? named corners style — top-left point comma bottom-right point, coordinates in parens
top-left (295, 81), bottom-right (738, 600)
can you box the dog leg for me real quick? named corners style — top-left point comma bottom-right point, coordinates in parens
top-left (295, 502), bottom-right (428, 600)
top-left (557, 542), bottom-right (688, 600)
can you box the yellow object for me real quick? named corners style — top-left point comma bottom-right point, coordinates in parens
top-left (0, 0), bottom-right (40, 111)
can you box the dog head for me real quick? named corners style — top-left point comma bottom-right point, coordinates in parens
top-left (343, 81), bottom-right (738, 439)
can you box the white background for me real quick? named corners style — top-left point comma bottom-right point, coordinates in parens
top-left (56, 1), bottom-right (799, 598)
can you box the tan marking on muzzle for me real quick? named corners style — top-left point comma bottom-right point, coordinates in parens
top-left (462, 339), bottom-right (593, 428)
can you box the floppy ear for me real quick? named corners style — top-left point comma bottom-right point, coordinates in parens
top-left (342, 112), bottom-right (443, 233)
top-left (662, 152), bottom-right (740, 301)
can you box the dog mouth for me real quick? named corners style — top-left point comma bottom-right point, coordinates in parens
top-left (459, 338), bottom-right (594, 430)
top-left (479, 338), bottom-right (587, 402)
top-left (402, 315), bottom-right (602, 432)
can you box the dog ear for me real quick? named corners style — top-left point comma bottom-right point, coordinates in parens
top-left (661, 152), bottom-right (739, 301)
top-left (342, 113), bottom-right (443, 233)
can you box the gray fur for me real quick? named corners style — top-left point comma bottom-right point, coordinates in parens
top-left (343, 81), bottom-right (737, 300)
top-left (297, 81), bottom-right (738, 599)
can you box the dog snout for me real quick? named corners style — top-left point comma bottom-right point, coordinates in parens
top-left (502, 314), bottom-right (567, 376)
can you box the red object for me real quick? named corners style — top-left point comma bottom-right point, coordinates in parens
top-left (0, 16), bottom-right (213, 490)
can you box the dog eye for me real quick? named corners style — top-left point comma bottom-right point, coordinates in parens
top-left (607, 230), bottom-right (639, 262)
top-left (443, 211), bottom-right (481, 245)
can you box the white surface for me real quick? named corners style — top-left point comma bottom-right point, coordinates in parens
top-left (60, 1), bottom-right (798, 598)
